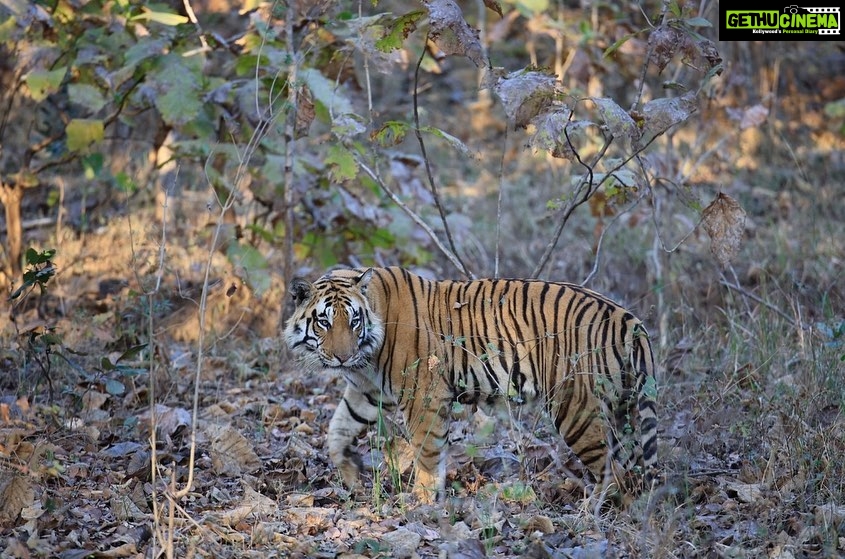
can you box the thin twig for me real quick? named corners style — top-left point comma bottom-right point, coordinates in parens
top-left (181, 0), bottom-right (210, 54)
top-left (166, 0), bottom-right (282, 511)
top-left (355, 157), bottom-right (468, 275)
top-left (631, 0), bottom-right (671, 112)
top-left (146, 183), bottom-right (170, 556)
top-left (360, 0), bottom-right (374, 124)
top-left (412, 41), bottom-right (473, 279)
top-left (581, 191), bottom-right (646, 286)
top-left (531, 125), bottom-right (612, 278)
top-left (638, 157), bottom-right (702, 254)
top-left (282, 3), bottom-right (299, 309)
top-left (719, 279), bottom-right (804, 329)
top-left (494, 126), bottom-right (508, 278)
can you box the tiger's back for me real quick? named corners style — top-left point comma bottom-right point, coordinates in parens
top-left (284, 266), bottom-right (657, 503)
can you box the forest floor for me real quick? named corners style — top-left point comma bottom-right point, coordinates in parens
top-left (2, 24), bottom-right (845, 559)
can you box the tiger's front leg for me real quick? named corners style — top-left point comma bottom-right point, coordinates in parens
top-left (327, 384), bottom-right (383, 493)
top-left (404, 394), bottom-right (450, 504)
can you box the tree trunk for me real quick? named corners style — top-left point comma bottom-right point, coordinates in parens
top-left (0, 180), bottom-right (24, 278)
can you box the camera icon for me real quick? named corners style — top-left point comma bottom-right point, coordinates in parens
top-left (784, 5), bottom-right (801, 13)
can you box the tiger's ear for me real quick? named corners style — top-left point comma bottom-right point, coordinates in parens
top-left (289, 278), bottom-right (313, 306)
top-left (356, 268), bottom-right (374, 293)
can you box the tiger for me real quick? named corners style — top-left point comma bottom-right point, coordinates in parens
top-left (283, 266), bottom-right (658, 504)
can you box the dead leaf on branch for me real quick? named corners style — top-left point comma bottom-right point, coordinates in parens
top-left (423, 0), bottom-right (488, 68)
top-left (528, 106), bottom-right (597, 161)
top-left (649, 25), bottom-right (692, 75)
top-left (483, 0), bottom-right (504, 18)
top-left (701, 192), bottom-right (747, 268)
top-left (494, 70), bottom-right (557, 129)
top-left (593, 97), bottom-right (639, 143)
top-left (636, 91), bottom-right (698, 148)
top-left (697, 37), bottom-right (723, 74)
top-left (294, 85), bottom-right (315, 139)
top-left (649, 24), bottom-right (722, 76)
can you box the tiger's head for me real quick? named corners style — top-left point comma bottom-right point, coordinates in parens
top-left (283, 268), bottom-right (384, 370)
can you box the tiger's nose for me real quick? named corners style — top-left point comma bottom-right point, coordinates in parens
top-left (334, 350), bottom-right (355, 363)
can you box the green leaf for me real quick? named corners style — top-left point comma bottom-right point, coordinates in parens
top-left (124, 37), bottom-right (170, 69)
top-left (234, 53), bottom-right (268, 76)
top-left (227, 243), bottom-right (266, 271)
top-left (643, 375), bottom-right (658, 400)
top-left (82, 153), bottom-right (104, 180)
top-left (300, 68), bottom-right (354, 118)
top-left (245, 223), bottom-right (276, 244)
top-left (0, 15), bottom-right (20, 43)
top-left (325, 144), bottom-right (358, 182)
top-left (68, 83), bottom-right (107, 113)
top-left (511, 0), bottom-right (549, 17)
top-left (367, 227), bottom-right (395, 249)
top-left (501, 481), bottom-right (537, 503)
top-left (13, 249), bottom-right (58, 298)
top-left (131, 5), bottom-right (189, 26)
top-left (150, 54), bottom-right (202, 126)
top-left (684, 16), bottom-right (712, 28)
top-left (420, 126), bottom-right (472, 157)
top-left (26, 248), bottom-right (56, 265)
top-left (105, 378), bottom-right (126, 396)
top-left (26, 67), bottom-right (67, 102)
top-left (371, 120), bottom-right (410, 147)
top-left (702, 63), bottom-right (724, 84)
top-left (226, 243), bottom-right (270, 296)
top-left (668, 0), bottom-right (682, 17)
top-left (603, 28), bottom-right (647, 58)
top-left (375, 10), bottom-right (425, 52)
top-left (66, 119), bottom-right (104, 152)
top-left (824, 99), bottom-right (845, 119)
top-left (114, 172), bottom-right (137, 194)
top-left (40, 333), bottom-right (63, 346)
top-left (116, 343), bottom-right (148, 363)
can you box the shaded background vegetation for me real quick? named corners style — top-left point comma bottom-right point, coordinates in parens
top-left (1, 0), bottom-right (844, 557)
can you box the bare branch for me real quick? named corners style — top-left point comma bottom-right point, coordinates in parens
top-left (355, 156), bottom-right (470, 277)
top-left (531, 129), bottom-right (613, 278)
top-left (631, 0), bottom-right (671, 112)
top-left (181, 0), bottom-right (210, 54)
top-left (719, 278), bottom-right (806, 330)
top-left (581, 190), bottom-right (646, 286)
top-left (494, 127), bottom-right (508, 278)
top-left (412, 43), bottom-right (474, 279)
top-left (532, 102), bottom-right (678, 279)
top-left (282, 8), bottom-right (300, 310)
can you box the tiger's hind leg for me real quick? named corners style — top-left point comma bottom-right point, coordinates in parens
top-left (328, 384), bottom-right (384, 494)
top-left (554, 389), bottom-right (630, 502)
